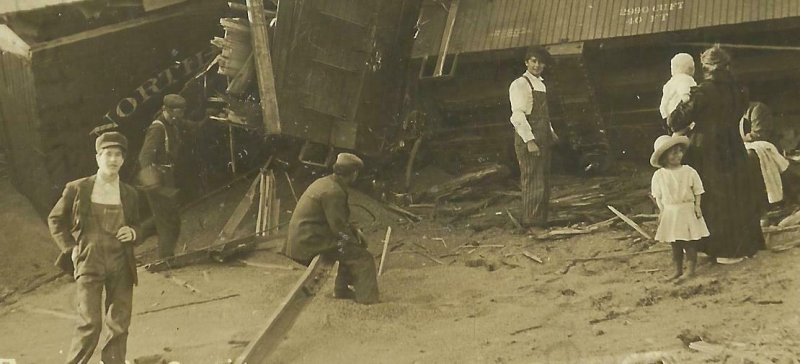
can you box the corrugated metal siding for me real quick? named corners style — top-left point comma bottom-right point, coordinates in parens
top-left (413, 0), bottom-right (800, 57)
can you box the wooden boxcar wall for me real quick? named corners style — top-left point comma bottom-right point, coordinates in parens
top-left (0, 53), bottom-right (53, 211)
top-left (272, 0), bottom-right (422, 155)
top-left (1, 1), bottom-right (224, 215)
top-left (412, 0), bottom-right (800, 57)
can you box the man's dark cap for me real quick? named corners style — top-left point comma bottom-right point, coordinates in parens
top-left (524, 46), bottom-right (553, 65)
top-left (163, 94), bottom-right (187, 108)
top-left (95, 131), bottom-right (128, 153)
top-left (333, 153), bottom-right (364, 174)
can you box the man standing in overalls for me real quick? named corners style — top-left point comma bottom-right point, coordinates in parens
top-left (509, 46), bottom-right (558, 231)
top-left (138, 94), bottom-right (185, 258)
top-left (49, 132), bottom-right (141, 363)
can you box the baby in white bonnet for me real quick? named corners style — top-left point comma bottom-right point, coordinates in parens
top-left (659, 53), bottom-right (696, 124)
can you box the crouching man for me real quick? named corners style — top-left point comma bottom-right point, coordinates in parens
top-left (284, 153), bottom-right (379, 304)
top-left (48, 132), bottom-right (141, 364)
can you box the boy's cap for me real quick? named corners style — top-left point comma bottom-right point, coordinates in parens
top-left (95, 132), bottom-right (128, 153)
top-left (163, 94), bottom-right (187, 108)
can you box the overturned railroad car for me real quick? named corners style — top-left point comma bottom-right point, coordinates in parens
top-left (406, 0), bottom-right (800, 173)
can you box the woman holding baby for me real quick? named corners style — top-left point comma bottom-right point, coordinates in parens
top-left (666, 46), bottom-right (765, 263)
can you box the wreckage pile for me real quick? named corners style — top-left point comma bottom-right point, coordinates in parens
top-left (388, 162), bottom-right (655, 233)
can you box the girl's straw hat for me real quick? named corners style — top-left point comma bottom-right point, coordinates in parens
top-left (650, 134), bottom-right (691, 168)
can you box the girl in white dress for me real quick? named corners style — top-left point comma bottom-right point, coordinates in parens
top-left (650, 134), bottom-right (710, 282)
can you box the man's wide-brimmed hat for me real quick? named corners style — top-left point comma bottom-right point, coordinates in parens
top-left (650, 134), bottom-right (690, 168)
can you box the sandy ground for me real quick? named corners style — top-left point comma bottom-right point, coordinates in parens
top-left (2, 172), bottom-right (800, 363)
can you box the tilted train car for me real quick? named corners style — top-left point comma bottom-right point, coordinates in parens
top-left (0, 0), bottom-right (226, 215)
top-left (407, 0), bottom-right (800, 173)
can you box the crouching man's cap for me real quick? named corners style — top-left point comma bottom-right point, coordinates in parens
top-left (163, 94), bottom-right (187, 108)
top-left (95, 132), bottom-right (128, 153)
top-left (333, 153), bottom-right (364, 174)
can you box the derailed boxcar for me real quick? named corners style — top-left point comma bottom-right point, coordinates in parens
top-left (0, 0), bottom-right (226, 215)
top-left (408, 0), bottom-right (800, 173)
top-left (269, 0), bottom-right (423, 159)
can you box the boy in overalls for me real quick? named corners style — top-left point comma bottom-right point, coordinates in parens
top-left (49, 132), bottom-right (141, 364)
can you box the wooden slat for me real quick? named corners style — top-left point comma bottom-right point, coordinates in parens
top-left (234, 255), bottom-right (335, 364)
top-left (215, 174), bottom-right (261, 245)
top-left (247, 0), bottom-right (281, 134)
top-left (433, 0), bottom-right (460, 77)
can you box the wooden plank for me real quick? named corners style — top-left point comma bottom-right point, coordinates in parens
top-left (607, 205), bottom-right (652, 240)
top-left (216, 175), bottom-right (261, 245)
top-left (256, 172), bottom-right (266, 236)
top-left (144, 233), bottom-right (286, 272)
top-left (246, 0), bottom-right (281, 134)
top-left (32, 5), bottom-right (188, 52)
top-left (0, 25), bottom-right (31, 58)
top-left (433, 0), bottom-right (460, 77)
top-left (234, 255), bottom-right (335, 364)
top-left (227, 52), bottom-right (255, 96)
top-left (378, 226), bottom-right (392, 275)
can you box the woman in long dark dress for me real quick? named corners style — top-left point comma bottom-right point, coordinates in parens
top-left (667, 46), bottom-right (765, 262)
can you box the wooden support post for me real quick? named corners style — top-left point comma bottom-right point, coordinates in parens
top-left (378, 226), bottom-right (392, 276)
top-left (234, 255), bottom-right (334, 363)
top-left (246, 0), bottom-right (281, 134)
top-left (256, 171), bottom-right (265, 236)
top-left (284, 171), bottom-right (298, 203)
top-left (229, 125), bottom-right (237, 174)
top-left (433, 0), bottom-right (459, 77)
top-left (269, 198), bottom-right (281, 235)
top-left (216, 175), bottom-right (261, 245)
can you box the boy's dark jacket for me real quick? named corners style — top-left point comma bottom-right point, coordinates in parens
top-left (48, 175), bottom-right (142, 285)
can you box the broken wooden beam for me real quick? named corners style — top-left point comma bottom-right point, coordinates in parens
top-left (384, 203), bottom-right (422, 222)
top-left (143, 233), bottom-right (285, 272)
top-left (522, 251), bottom-right (543, 264)
top-left (607, 205), bottom-right (652, 240)
top-left (413, 164), bottom-right (510, 201)
top-left (234, 255), bottom-right (334, 363)
top-left (535, 227), bottom-right (596, 240)
top-left (246, 0), bottom-right (281, 133)
top-left (137, 294), bottom-right (240, 316)
top-left (378, 226), bottom-right (392, 276)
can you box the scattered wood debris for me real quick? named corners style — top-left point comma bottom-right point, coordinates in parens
top-left (589, 307), bottom-right (634, 324)
top-left (378, 226), bottom-right (393, 276)
top-left (510, 324), bottom-right (543, 336)
top-left (413, 164), bottom-right (510, 202)
top-left (238, 260), bottom-right (299, 271)
top-left (608, 205), bottom-right (652, 240)
top-left (521, 251), bottom-right (543, 264)
top-left (137, 294), bottom-right (240, 316)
